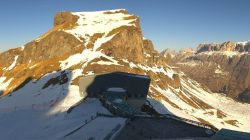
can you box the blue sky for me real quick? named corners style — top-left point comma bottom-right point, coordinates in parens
top-left (0, 0), bottom-right (250, 52)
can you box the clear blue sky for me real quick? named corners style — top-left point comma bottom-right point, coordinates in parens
top-left (0, 0), bottom-right (250, 52)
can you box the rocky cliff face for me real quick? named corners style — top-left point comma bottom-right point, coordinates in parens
top-left (0, 9), bottom-right (249, 134)
top-left (164, 41), bottom-right (250, 103)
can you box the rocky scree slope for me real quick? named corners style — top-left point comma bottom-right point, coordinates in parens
top-left (0, 10), bottom-right (250, 139)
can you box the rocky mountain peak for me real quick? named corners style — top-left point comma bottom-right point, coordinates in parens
top-left (161, 48), bottom-right (176, 58)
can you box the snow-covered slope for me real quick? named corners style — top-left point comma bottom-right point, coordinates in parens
top-left (149, 74), bottom-right (250, 132)
top-left (0, 9), bottom-right (250, 140)
top-left (0, 70), bottom-right (126, 140)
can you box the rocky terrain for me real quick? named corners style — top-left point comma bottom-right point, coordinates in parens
top-left (162, 41), bottom-right (250, 103)
top-left (0, 9), bottom-right (250, 139)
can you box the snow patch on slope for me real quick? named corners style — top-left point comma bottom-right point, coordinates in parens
top-left (138, 64), bottom-right (174, 78)
top-left (122, 60), bottom-right (174, 78)
top-left (0, 77), bottom-right (13, 92)
top-left (7, 56), bottom-right (19, 70)
top-left (21, 45), bottom-right (25, 51)
top-left (60, 49), bottom-right (120, 69)
top-left (93, 34), bottom-right (116, 51)
top-left (129, 62), bottom-right (137, 68)
top-left (91, 60), bottom-right (121, 66)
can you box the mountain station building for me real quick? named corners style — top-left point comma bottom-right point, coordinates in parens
top-left (78, 72), bottom-right (151, 117)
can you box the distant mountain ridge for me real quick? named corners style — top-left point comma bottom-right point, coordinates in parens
top-left (162, 40), bottom-right (250, 103)
top-left (197, 41), bottom-right (250, 53)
